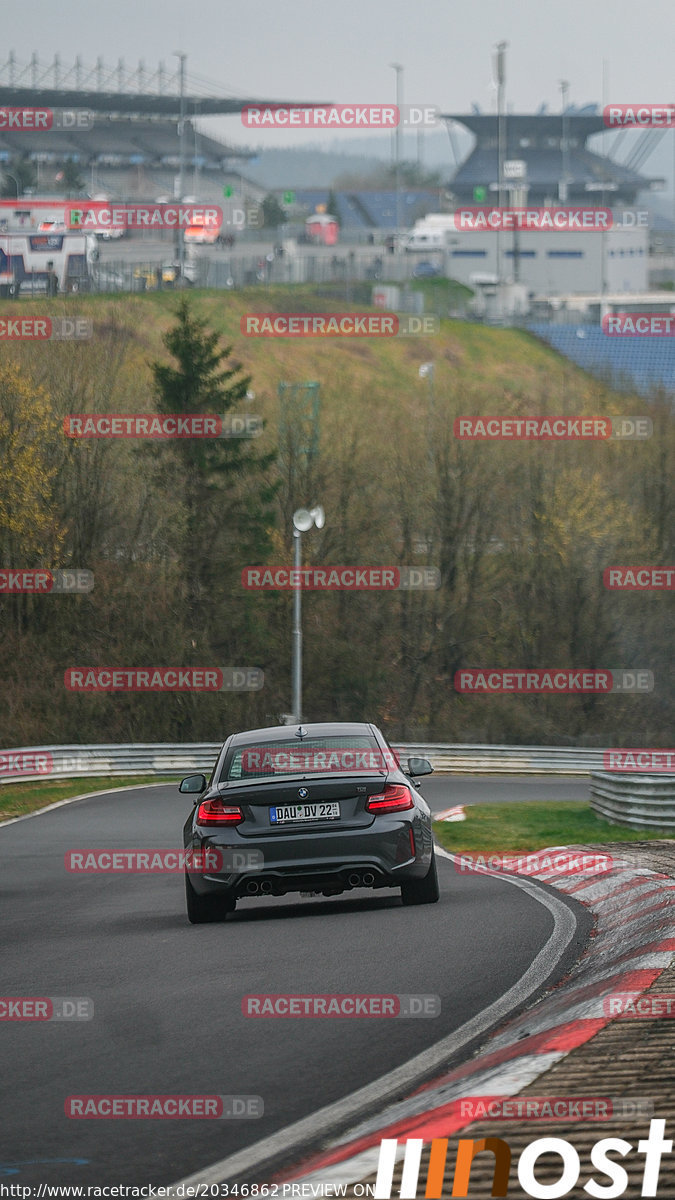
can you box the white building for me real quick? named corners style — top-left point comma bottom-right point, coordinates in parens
top-left (405, 212), bottom-right (649, 296)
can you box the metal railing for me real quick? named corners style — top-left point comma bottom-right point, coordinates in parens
top-left (5, 747), bottom-right (674, 835)
top-left (590, 772), bottom-right (675, 831)
top-left (1, 741), bottom-right (620, 784)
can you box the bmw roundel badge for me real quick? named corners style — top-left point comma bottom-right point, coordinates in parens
top-left (298, 787), bottom-right (309, 799)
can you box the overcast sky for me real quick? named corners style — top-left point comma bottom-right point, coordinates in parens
top-left (3, 0), bottom-right (673, 153)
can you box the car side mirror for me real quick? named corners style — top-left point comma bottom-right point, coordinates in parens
top-left (406, 757), bottom-right (434, 777)
top-left (179, 773), bottom-right (207, 794)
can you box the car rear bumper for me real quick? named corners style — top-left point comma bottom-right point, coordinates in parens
top-left (185, 815), bottom-right (432, 896)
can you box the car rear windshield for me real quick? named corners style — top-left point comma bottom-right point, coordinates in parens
top-left (221, 736), bottom-right (399, 781)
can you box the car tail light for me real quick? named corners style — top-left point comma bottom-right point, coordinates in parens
top-left (197, 799), bottom-right (243, 826)
top-left (366, 784), bottom-right (413, 814)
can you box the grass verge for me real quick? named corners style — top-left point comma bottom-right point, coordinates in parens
top-left (433, 800), bottom-right (674, 853)
top-left (0, 776), bottom-right (179, 822)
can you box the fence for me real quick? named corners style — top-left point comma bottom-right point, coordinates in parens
top-left (88, 252), bottom-right (429, 293)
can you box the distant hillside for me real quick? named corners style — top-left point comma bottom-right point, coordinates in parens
top-left (241, 132), bottom-right (463, 188)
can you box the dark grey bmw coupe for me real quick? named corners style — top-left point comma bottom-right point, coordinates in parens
top-left (180, 721), bottom-right (439, 922)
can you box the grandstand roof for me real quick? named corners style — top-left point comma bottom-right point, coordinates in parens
top-left (443, 113), bottom-right (608, 138)
top-left (0, 86), bottom-right (331, 118)
top-left (443, 112), bottom-right (660, 203)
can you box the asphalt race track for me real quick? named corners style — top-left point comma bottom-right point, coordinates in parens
top-left (0, 777), bottom-right (590, 1188)
top-left (423, 774), bottom-right (590, 808)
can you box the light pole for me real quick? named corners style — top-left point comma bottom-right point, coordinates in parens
top-left (559, 80), bottom-right (569, 203)
top-left (193, 101), bottom-right (200, 195)
top-left (495, 41), bottom-right (507, 296)
top-left (173, 51), bottom-right (187, 277)
top-left (390, 63), bottom-right (403, 261)
top-left (291, 505), bottom-right (325, 723)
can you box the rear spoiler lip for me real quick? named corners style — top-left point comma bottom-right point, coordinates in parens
top-left (215, 770), bottom-right (392, 791)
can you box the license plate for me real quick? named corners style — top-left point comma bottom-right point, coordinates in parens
top-left (270, 802), bottom-right (340, 824)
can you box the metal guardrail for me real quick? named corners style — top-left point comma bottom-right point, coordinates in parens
top-left (399, 744), bottom-right (610, 775)
top-left (590, 772), bottom-right (675, 831)
top-left (1, 741), bottom-right (619, 784)
top-left (0, 744), bottom-right (219, 784)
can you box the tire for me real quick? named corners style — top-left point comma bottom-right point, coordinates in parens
top-left (184, 872), bottom-right (235, 924)
top-left (400, 848), bottom-right (440, 906)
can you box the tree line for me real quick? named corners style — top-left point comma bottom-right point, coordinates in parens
top-left (0, 298), bottom-right (672, 748)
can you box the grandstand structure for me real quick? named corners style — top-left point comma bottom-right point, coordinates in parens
top-left (442, 109), bottom-right (665, 205)
top-left (1, 54), bottom-right (668, 233)
top-left (287, 107), bottom-right (667, 241)
top-left (440, 107), bottom-right (673, 395)
top-left (0, 52), bottom-right (327, 202)
top-left (0, 115), bottom-right (261, 203)
top-left (0, 51), bottom-right (323, 115)
top-left (528, 322), bottom-right (674, 398)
